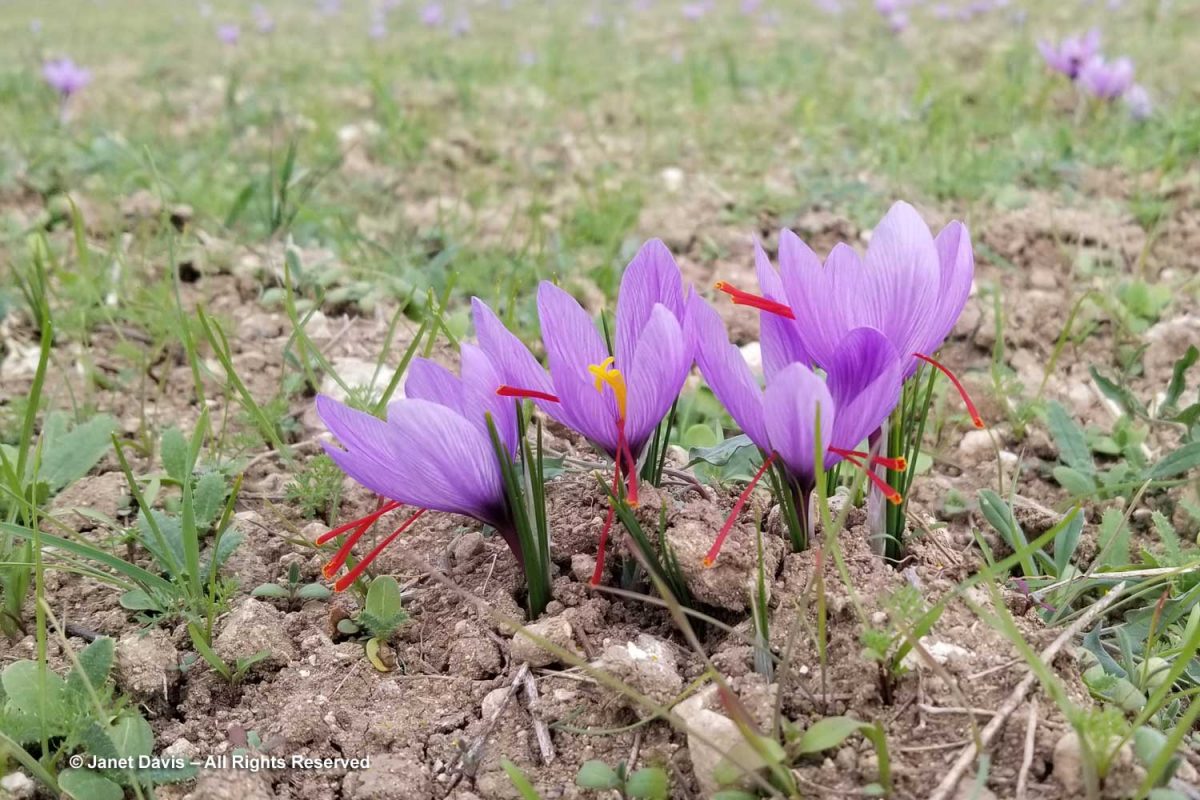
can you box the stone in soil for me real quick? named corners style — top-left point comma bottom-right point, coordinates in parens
top-left (214, 598), bottom-right (297, 670)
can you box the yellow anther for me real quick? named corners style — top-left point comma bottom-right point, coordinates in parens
top-left (587, 357), bottom-right (627, 420)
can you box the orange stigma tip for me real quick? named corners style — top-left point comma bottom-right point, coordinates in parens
top-left (888, 492), bottom-right (903, 506)
top-left (914, 353), bottom-right (985, 431)
top-left (702, 556), bottom-right (716, 568)
top-left (893, 457), bottom-right (908, 471)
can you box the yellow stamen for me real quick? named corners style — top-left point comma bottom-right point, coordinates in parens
top-left (587, 357), bottom-right (627, 420)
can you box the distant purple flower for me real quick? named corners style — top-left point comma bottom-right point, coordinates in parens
top-left (368, 16), bottom-right (388, 39)
top-left (316, 344), bottom-right (523, 589)
top-left (217, 23), bottom-right (240, 45)
top-left (1037, 30), bottom-right (1101, 79)
top-left (42, 58), bottom-right (91, 99)
top-left (875, 0), bottom-right (901, 14)
top-left (585, 9), bottom-right (605, 27)
top-left (932, 3), bottom-right (952, 18)
top-left (741, 0), bottom-right (763, 13)
top-left (813, 0), bottom-right (843, 14)
top-left (452, 12), bottom-right (472, 36)
top-left (252, 4), bottom-right (275, 34)
top-left (688, 294), bottom-right (904, 564)
top-left (681, 1), bottom-right (713, 20)
top-left (421, 2), bottom-right (444, 26)
top-left (1078, 55), bottom-right (1135, 99)
top-left (317, 0), bottom-right (343, 16)
top-left (1125, 84), bottom-right (1152, 119)
top-left (887, 10), bottom-right (909, 32)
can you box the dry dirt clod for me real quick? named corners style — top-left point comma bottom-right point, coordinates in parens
top-left (0, 772), bottom-right (35, 800)
top-left (343, 750), bottom-right (433, 800)
top-left (510, 616), bottom-right (577, 668)
top-left (594, 634), bottom-right (682, 710)
top-left (675, 683), bottom-right (773, 798)
top-left (666, 511), bottom-right (783, 612)
top-left (181, 769), bottom-right (276, 800)
top-left (1052, 731), bottom-right (1146, 799)
top-left (214, 598), bottom-right (297, 670)
top-left (446, 636), bottom-right (503, 680)
top-left (115, 629), bottom-right (179, 705)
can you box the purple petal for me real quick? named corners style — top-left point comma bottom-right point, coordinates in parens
top-left (471, 297), bottom-right (553, 396)
top-left (460, 343), bottom-right (519, 457)
top-left (780, 234), bottom-right (851, 369)
top-left (763, 363), bottom-right (834, 482)
top-left (823, 327), bottom-right (902, 451)
top-left (319, 395), bottom-right (506, 526)
top-left (614, 239), bottom-right (686, 371)
top-left (624, 304), bottom-right (690, 452)
top-left (404, 358), bottom-right (465, 413)
top-left (755, 241), bottom-right (810, 379)
top-left (687, 295), bottom-right (769, 451)
top-left (845, 201), bottom-right (939, 358)
top-left (537, 282), bottom-right (620, 453)
top-left (919, 221), bottom-right (975, 360)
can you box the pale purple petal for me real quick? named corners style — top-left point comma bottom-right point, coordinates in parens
top-left (918, 221), bottom-right (975, 361)
top-left (846, 201), bottom-right (939, 358)
top-left (318, 395), bottom-right (507, 526)
top-left (823, 328), bottom-right (903, 451)
top-left (404, 358), bottom-right (465, 414)
top-left (763, 364), bottom-right (834, 482)
top-left (755, 241), bottom-right (810, 378)
top-left (459, 343), bottom-right (519, 457)
top-left (780, 235), bottom-right (851, 369)
top-left (614, 239), bottom-right (686, 372)
top-left (624, 304), bottom-right (689, 452)
top-left (537, 282), bottom-right (620, 453)
top-left (471, 297), bottom-right (553, 396)
top-left (687, 295), bottom-right (768, 451)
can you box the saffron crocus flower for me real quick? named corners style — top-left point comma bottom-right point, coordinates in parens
top-left (1037, 30), bottom-right (1101, 79)
top-left (1078, 55), bottom-right (1135, 100)
top-left (473, 239), bottom-right (692, 582)
top-left (687, 295), bottom-right (904, 565)
top-left (217, 23), bottom-right (240, 45)
top-left (421, 2), bottom-right (445, 26)
top-left (42, 58), bottom-right (91, 99)
top-left (713, 202), bottom-right (980, 427)
top-left (315, 345), bottom-right (521, 591)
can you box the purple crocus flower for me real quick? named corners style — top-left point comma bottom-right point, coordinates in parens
top-left (714, 202), bottom-right (981, 427)
top-left (42, 58), bottom-right (91, 99)
top-left (473, 240), bottom-right (692, 583)
top-left (1037, 30), bottom-right (1101, 79)
top-left (421, 2), bottom-right (445, 26)
top-left (687, 294), bottom-right (904, 565)
top-left (217, 23), bottom-right (240, 45)
top-left (315, 344), bottom-right (521, 590)
top-left (452, 12), bottom-right (472, 36)
top-left (1078, 55), bottom-right (1135, 100)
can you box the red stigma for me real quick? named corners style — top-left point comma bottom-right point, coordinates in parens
top-left (316, 499), bottom-right (402, 546)
top-left (714, 281), bottom-right (796, 320)
top-left (590, 505), bottom-right (616, 586)
top-left (332, 508), bottom-right (428, 592)
top-left (914, 353), bottom-right (985, 429)
top-left (704, 452), bottom-right (776, 567)
top-left (830, 447), bottom-right (907, 472)
top-left (497, 385), bottom-right (561, 403)
top-left (837, 454), bottom-right (903, 505)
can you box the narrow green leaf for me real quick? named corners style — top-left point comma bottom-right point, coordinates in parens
top-left (797, 716), bottom-right (866, 754)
